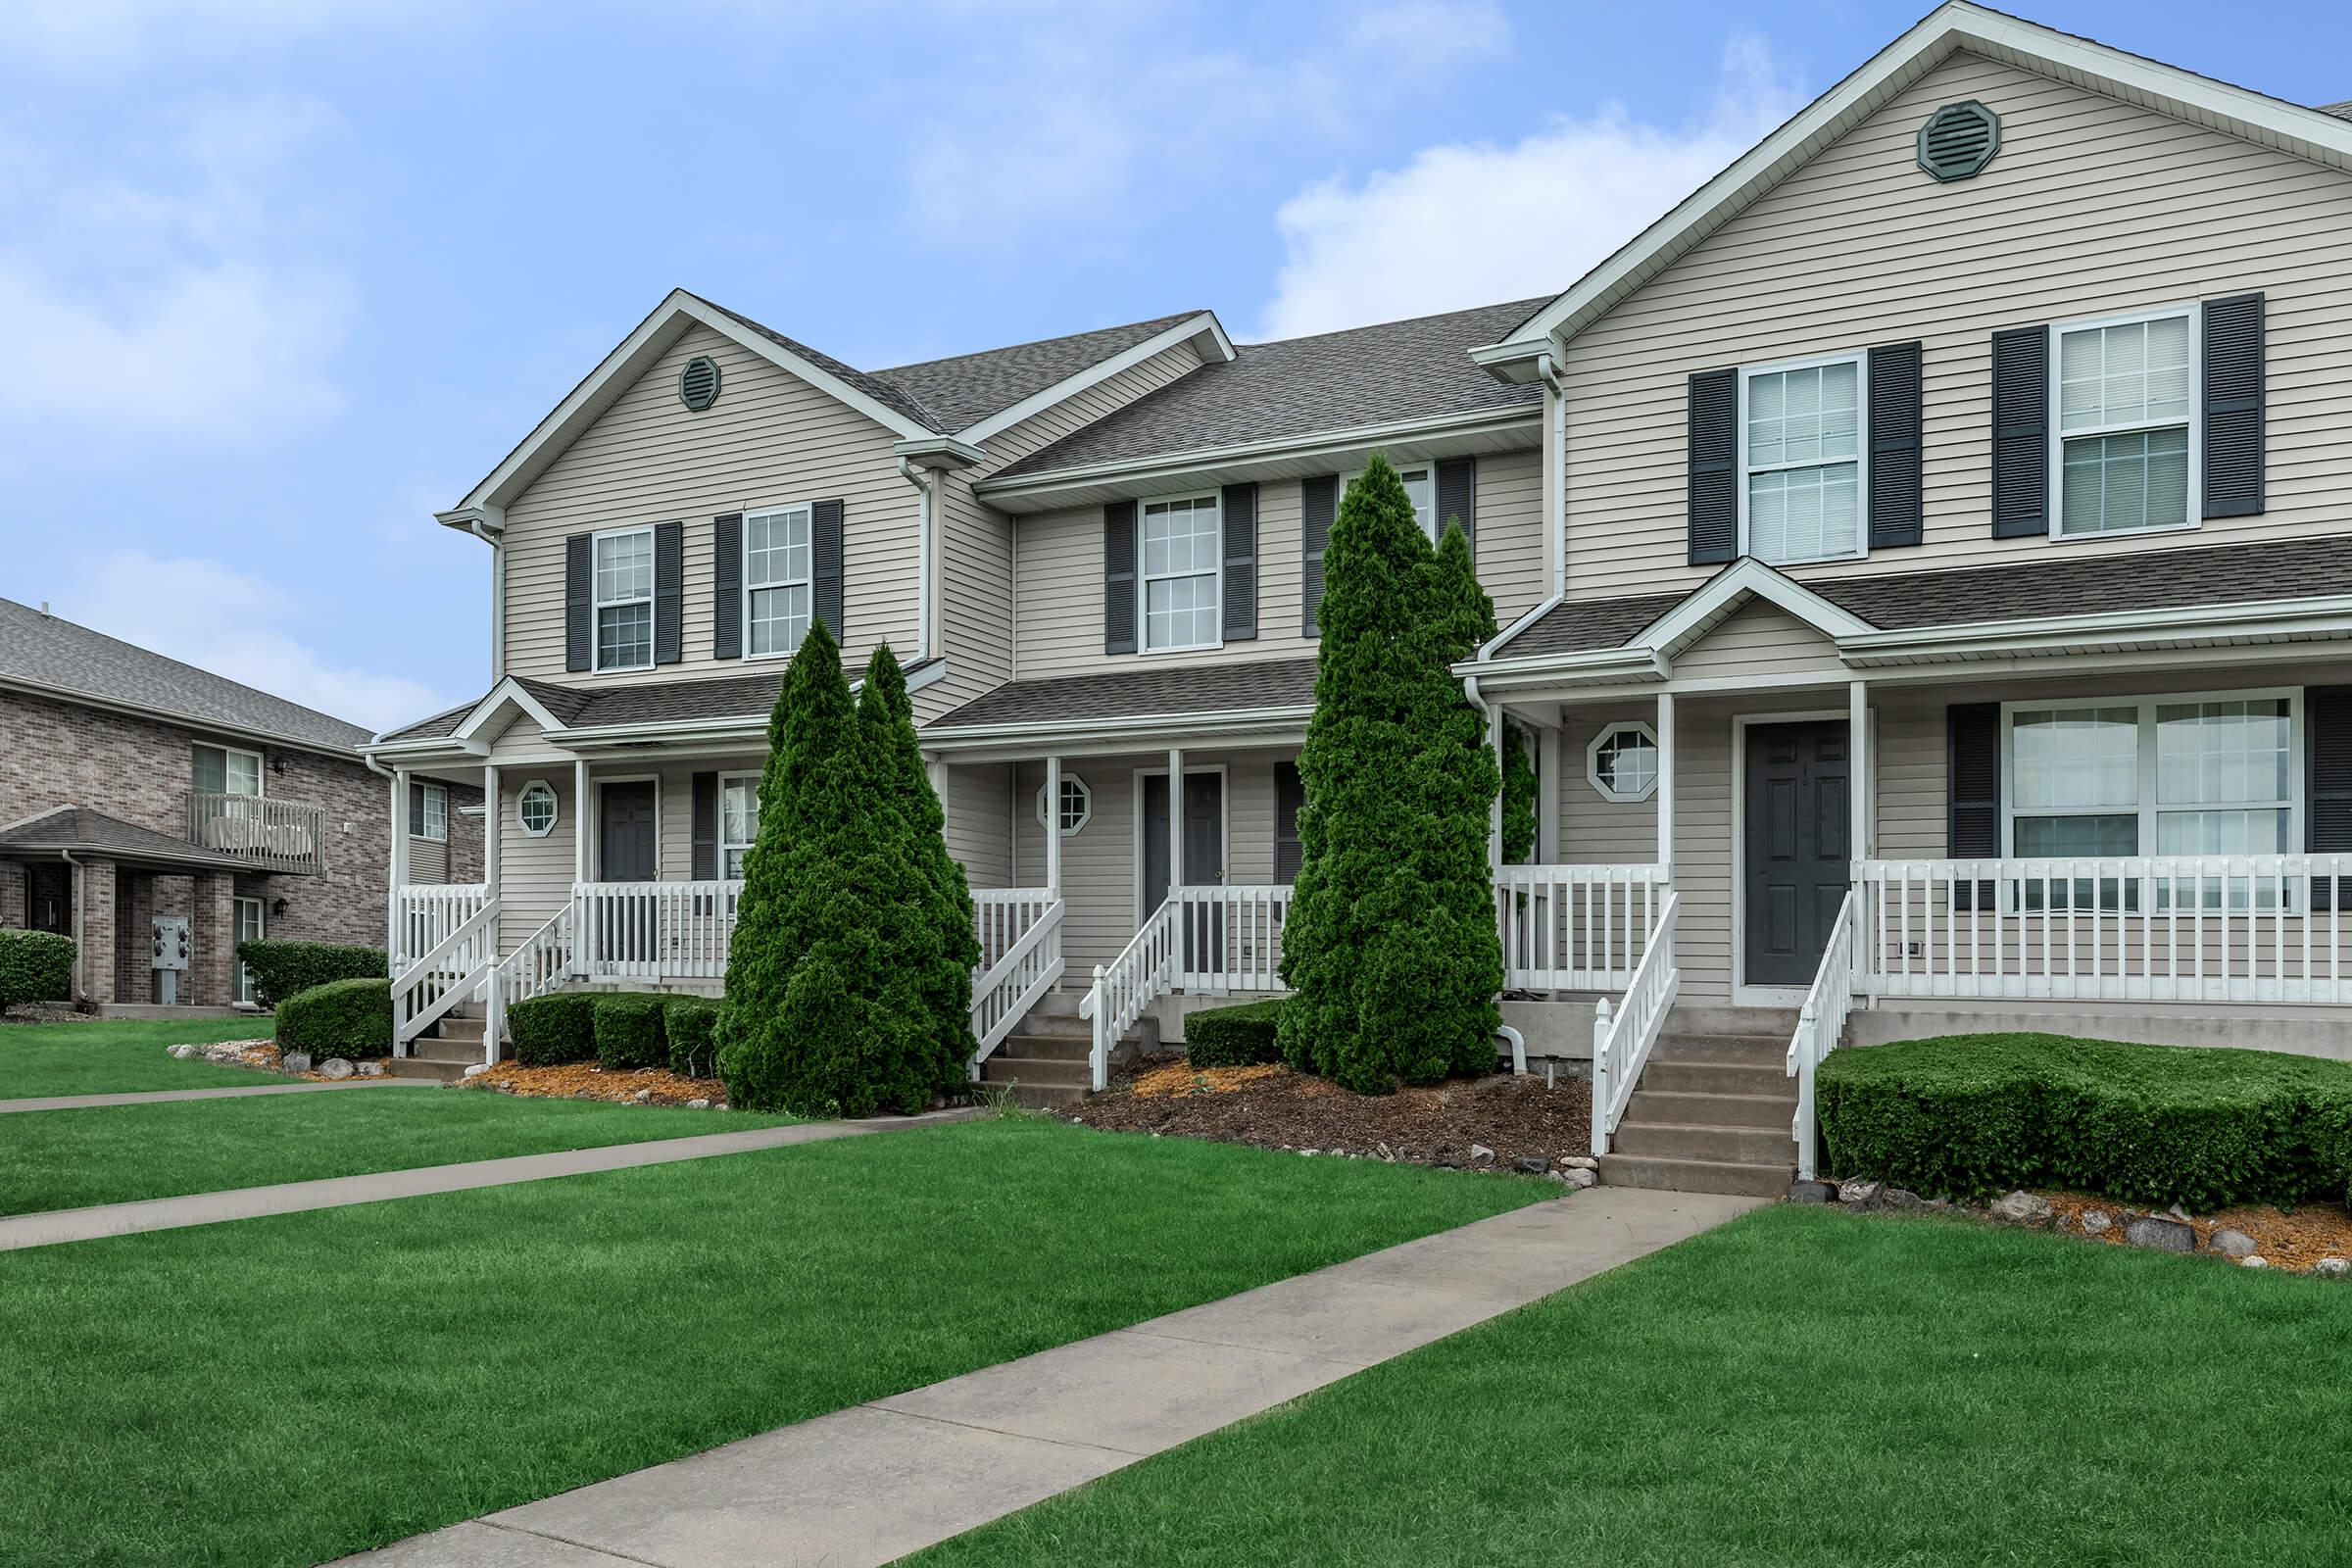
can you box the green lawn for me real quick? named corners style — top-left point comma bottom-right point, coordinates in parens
top-left (0, 1017), bottom-right (293, 1098)
top-left (0, 1116), bottom-right (1544, 1568)
top-left (0, 1091), bottom-right (802, 1216)
top-left (913, 1204), bottom-right (2352, 1568)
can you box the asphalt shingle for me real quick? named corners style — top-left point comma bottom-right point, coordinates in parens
top-left (925, 658), bottom-right (1319, 730)
top-left (0, 805), bottom-right (258, 869)
top-left (873, 313), bottom-right (1207, 433)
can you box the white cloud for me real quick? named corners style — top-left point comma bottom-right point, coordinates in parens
top-left (1256, 35), bottom-right (1808, 339)
top-left (57, 550), bottom-right (453, 731)
top-left (0, 0), bottom-right (436, 73)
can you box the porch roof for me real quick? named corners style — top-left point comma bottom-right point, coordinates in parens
top-left (376, 660), bottom-right (944, 747)
top-left (923, 657), bottom-right (1318, 733)
top-left (0, 806), bottom-right (255, 872)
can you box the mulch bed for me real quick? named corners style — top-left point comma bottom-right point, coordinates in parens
top-left (467, 1061), bottom-right (727, 1108)
top-left (2037, 1189), bottom-right (2352, 1273)
top-left (1075, 1057), bottom-right (1593, 1170)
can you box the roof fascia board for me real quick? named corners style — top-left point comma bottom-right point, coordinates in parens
top-left (448, 678), bottom-right (569, 745)
top-left (920, 704), bottom-right (1310, 755)
top-left (556, 658), bottom-right (945, 750)
top-left (1633, 559), bottom-right (1877, 653)
top-left (957, 312), bottom-right (1232, 446)
top-left (1837, 595), bottom-right (2352, 662)
top-left (0, 673), bottom-right (365, 761)
top-left (1450, 646), bottom-right (1667, 693)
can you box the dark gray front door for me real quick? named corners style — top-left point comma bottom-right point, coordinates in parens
top-left (598, 781), bottom-right (660, 963)
top-left (1143, 772), bottom-right (1224, 972)
top-left (1742, 720), bottom-right (1850, 988)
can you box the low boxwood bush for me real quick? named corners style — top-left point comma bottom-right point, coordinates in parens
top-left (508, 992), bottom-right (596, 1067)
top-left (664, 996), bottom-right (720, 1078)
top-left (1818, 1033), bottom-right (2352, 1209)
top-left (594, 993), bottom-right (668, 1071)
top-left (275, 977), bottom-right (391, 1059)
top-left (0, 929), bottom-right (74, 1011)
top-left (235, 940), bottom-right (386, 1008)
top-left (1185, 999), bottom-right (1287, 1068)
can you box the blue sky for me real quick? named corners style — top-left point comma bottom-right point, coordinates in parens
top-left (2, 0), bottom-right (2344, 731)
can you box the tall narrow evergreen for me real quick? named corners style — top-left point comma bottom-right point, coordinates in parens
top-left (1277, 456), bottom-right (1503, 1091)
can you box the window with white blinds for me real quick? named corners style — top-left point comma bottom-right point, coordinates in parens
top-left (2054, 307), bottom-right (2197, 537)
top-left (1740, 355), bottom-right (1863, 565)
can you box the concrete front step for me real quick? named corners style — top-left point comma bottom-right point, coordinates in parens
top-left (1623, 1089), bottom-right (1793, 1129)
top-left (1597, 1152), bottom-right (1793, 1198)
top-left (434, 1018), bottom-right (487, 1044)
top-left (1611, 1120), bottom-right (1798, 1164)
top-left (1640, 1058), bottom-right (1792, 1097)
top-left (1648, 1033), bottom-right (1787, 1066)
top-left (995, 1033), bottom-right (1089, 1063)
top-left (410, 1037), bottom-right (486, 1066)
top-left (386, 1056), bottom-right (470, 1083)
top-left (979, 1055), bottom-right (1090, 1090)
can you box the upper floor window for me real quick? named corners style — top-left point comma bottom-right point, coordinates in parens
top-left (745, 504), bottom-right (812, 658)
top-left (1140, 494), bottom-right (1221, 653)
top-left (594, 526), bottom-right (656, 671)
top-left (1740, 354), bottom-right (1863, 566)
top-left (719, 772), bottom-right (760, 878)
top-left (2054, 306), bottom-right (2197, 538)
top-left (191, 744), bottom-right (262, 797)
top-left (1343, 464), bottom-right (1437, 538)
top-left (416, 782), bottom-right (449, 842)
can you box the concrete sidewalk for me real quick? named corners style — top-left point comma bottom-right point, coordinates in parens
top-left (0, 1078), bottom-right (439, 1115)
top-left (342, 1185), bottom-right (1763, 1568)
top-left (0, 1109), bottom-right (976, 1251)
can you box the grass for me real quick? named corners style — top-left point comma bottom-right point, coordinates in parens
top-left (0, 1117), bottom-right (1544, 1567)
top-left (911, 1204), bottom-right (2352, 1568)
top-left (0, 1017), bottom-right (294, 1098)
top-left (0, 1090), bottom-right (801, 1216)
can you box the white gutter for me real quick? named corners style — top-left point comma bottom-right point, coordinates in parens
top-left (1537, 352), bottom-right (1567, 599)
top-left (1835, 595), bottom-right (2352, 664)
top-left (896, 458), bottom-right (935, 663)
top-left (920, 703), bottom-right (1311, 755)
top-left (464, 508), bottom-right (508, 683)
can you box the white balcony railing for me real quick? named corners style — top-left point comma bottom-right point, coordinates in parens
top-left (1496, 863), bottom-right (1672, 992)
top-left (188, 791), bottom-right (327, 874)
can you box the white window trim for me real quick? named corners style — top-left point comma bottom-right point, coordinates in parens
top-left (1736, 349), bottom-right (1869, 567)
top-left (516, 779), bottom-right (559, 839)
top-left (741, 501), bottom-right (814, 662)
top-left (194, 743), bottom-right (266, 797)
top-left (718, 769), bottom-right (761, 878)
top-left (1587, 721), bottom-right (1662, 804)
top-left (1137, 490), bottom-right (1223, 656)
top-left (2046, 301), bottom-right (2203, 544)
top-left (1034, 773), bottom-right (1092, 837)
top-left (1998, 684), bottom-right (2301, 897)
top-left (1340, 463), bottom-right (1440, 541)
top-left (592, 523), bottom-right (657, 673)
top-left (416, 782), bottom-right (449, 843)
top-left (232, 896), bottom-right (264, 1005)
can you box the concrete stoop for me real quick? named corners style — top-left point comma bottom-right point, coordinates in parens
top-left (388, 1011), bottom-right (491, 1083)
top-left (1597, 1012), bottom-right (1803, 1198)
top-left (976, 991), bottom-right (1156, 1108)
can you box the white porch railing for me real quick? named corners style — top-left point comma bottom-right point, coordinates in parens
top-left (974, 889), bottom-right (1056, 971)
top-left (187, 791), bottom-right (328, 874)
top-left (397, 884), bottom-right (489, 973)
top-left (1497, 863), bottom-right (1671, 991)
top-left (1169, 884), bottom-right (1294, 992)
top-left (1856, 857), bottom-right (2352, 1005)
top-left (1589, 892), bottom-right (1681, 1156)
top-left (970, 899), bottom-right (1065, 1071)
top-left (393, 895), bottom-right (499, 1049)
top-left (1787, 890), bottom-right (1861, 1183)
top-left (575, 880), bottom-right (744, 981)
top-left (1083, 899), bottom-right (1178, 1092)
top-left (481, 905), bottom-right (575, 1066)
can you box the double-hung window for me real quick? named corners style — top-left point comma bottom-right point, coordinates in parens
top-left (2054, 306), bottom-right (2198, 538)
top-left (1740, 354), bottom-right (1864, 566)
top-left (745, 504), bottom-right (812, 658)
top-left (416, 783), bottom-right (449, 843)
top-left (1341, 465), bottom-right (1437, 539)
top-left (594, 526), bottom-right (656, 670)
top-left (718, 772), bottom-right (760, 878)
top-left (1139, 494), bottom-right (1221, 653)
top-left (192, 744), bottom-right (263, 798)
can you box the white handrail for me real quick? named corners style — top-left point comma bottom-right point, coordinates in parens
top-left (973, 889), bottom-right (1056, 971)
top-left (1082, 898), bottom-right (1177, 1092)
top-left (575, 880), bottom-right (742, 980)
top-left (969, 900), bottom-right (1065, 1071)
top-left (393, 895), bottom-right (499, 1049)
top-left (396, 883), bottom-right (489, 973)
top-left (1496, 863), bottom-right (1670, 991)
top-left (1167, 884), bottom-right (1293, 992)
top-left (1787, 890), bottom-right (1861, 1183)
top-left (1589, 892), bottom-right (1681, 1155)
top-left (482, 904), bottom-right (574, 1067)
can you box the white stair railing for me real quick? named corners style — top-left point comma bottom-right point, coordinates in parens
top-left (1496, 863), bottom-right (1669, 991)
top-left (393, 895), bottom-right (499, 1050)
top-left (969, 899), bottom-right (1065, 1074)
top-left (1787, 890), bottom-right (1861, 1183)
top-left (395, 883), bottom-right (489, 973)
top-left (480, 904), bottom-right (575, 1067)
top-left (974, 889), bottom-right (1056, 971)
top-left (1082, 898), bottom-right (1178, 1092)
top-left (1588, 892), bottom-right (1681, 1155)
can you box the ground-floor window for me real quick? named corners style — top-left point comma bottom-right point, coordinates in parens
top-left (719, 772), bottom-right (760, 878)
top-left (233, 896), bottom-right (264, 1004)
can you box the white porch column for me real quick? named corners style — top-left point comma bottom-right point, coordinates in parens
top-left (1487, 707), bottom-right (1505, 872)
top-left (1044, 754), bottom-right (1063, 899)
top-left (1165, 748), bottom-right (1184, 902)
top-left (388, 768), bottom-right (411, 969)
top-left (1655, 691), bottom-right (1676, 874)
top-left (925, 756), bottom-right (950, 844)
top-left (482, 764), bottom-right (501, 896)
top-left (1848, 679), bottom-right (1870, 864)
top-left (572, 758), bottom-right (591, 977)
top-left (1538, 724), bottom-right (1563, 862)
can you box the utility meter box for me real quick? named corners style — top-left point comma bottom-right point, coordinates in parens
top-left (151, 915), bottom-right (192, 1004)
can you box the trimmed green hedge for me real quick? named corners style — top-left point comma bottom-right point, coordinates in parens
top-left (664, 996), bottom-right (720, 1079)
top-left (508, 993), bottom-right (597, 1067)
top-left (1819, 1033), bottom-right (2352, 1210)
top-left (594, 994), bottom-right (668, 1071)
top-left (0, 929), bottom-right (75, 1011)
top-left (235, 940), bottom-right (386, 1008)
top-left (1185, 1000), bottom-right (1288, 1068)
top-left (275, 977), bottom-right (392, 1059)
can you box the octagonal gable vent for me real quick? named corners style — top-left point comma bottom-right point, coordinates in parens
top-left (1918, 100), bottom-right (2001, 182)
top-left (678, 355), bottom-right (722, 412)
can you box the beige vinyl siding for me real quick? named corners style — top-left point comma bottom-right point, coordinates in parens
top-left (502, 324), bottom-right (919, 689)
top-left (946, 762), bottom-right (1014, 889)
top-left (1670, 603), bottom-right (1846, 685)
top-left (1013, 448), bottom-right (1541, 681)
top-left (1560, 51), bottom-right (2352, 605)
top-left (494, 771), bottom-right (576, 957)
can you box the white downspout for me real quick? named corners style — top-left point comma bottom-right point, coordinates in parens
top-left (468, 516), bottom-right (506, 682)
top-left (1537, 352), bottom-right (1567, 599)
top-left (364, 752), bottom-right (401, 972)
top-left (896, 459), bottom-right (935, 663)
top-left (1466, 672), bottom-right (1523, 1075)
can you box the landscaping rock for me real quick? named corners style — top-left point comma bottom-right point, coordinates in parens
top-left (358, 1061), bottom-right (385, 1077)
top-left (318, 1057), bottom-right (355, 1080)
top-left (2209, 1228), bottom-right (2259, 1259)
top-left (168, 1044), bottom-right (197, 1060)
top-left (1838, 1178), bottom-right (1882, 1206)
top-left (1561, 1166), bottom-right (1597, 1191)
top-left (2125, 1215), bottom-right (2195, 1252)
top-left (1988, 1191), bottom-right (2054, 1226)
top-left (281, 1052), bottom-right (313, 1074)
top-left (1468, 1144), bottom-right (1496, 1165)
top-left (2314, 1257), bottom-right (2348, 1279)
top-left (2081, 1209), bottom-right (2112, 1236)
top-left (1788, 1179), bottom-right (1835, 1204)
top-left (1560, 1154), bottom-right (1598, 1171)
top-left (461, 1063), bottom-right (489, 1078)
top-left (1512, 1156), bottom-right (1548, 1174)
top-left (687, 1098), bottom-right (711, 1109)
top-left (1544, 1170), bottom-right (1568, 1184)
top-left (1881, 1187), bottom-right (1928, 1211)
top-left (2241, 1255), bottom-right (2271, 1270)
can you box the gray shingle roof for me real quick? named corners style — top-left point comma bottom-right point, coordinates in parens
top-left (992, 299), bottom-right (1549, 480)
top-left (0, 598), bottom-right (373, 752)
top-left (873, 313), bottom-right (1206, 433)
top-left (2319, 101), bottom-right (2352, 121)
top-left (0, 805), bottom-right (257, 869)
top-left (693, 294), bottom-right (951, 432)
top-left (925, 658), bottom-right (1319, 730)
top-left (379, 660), bottom-right (947, 744)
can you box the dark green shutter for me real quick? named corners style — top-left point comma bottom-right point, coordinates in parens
top-left (1436, 456), bottom-right (1476, 557)
top-left (409, 780), bottom-right (426, 835)
top-left (2203, 293), bottom-right (2266, 518)
top-left (1299, 476), bottom-right (1337, 636)
top-left (691, 770), bottom-right (718, 881)
top-left (1948, 703), bottom-right (2000, 910)
top-left (1686, 368), bottom-right (1737, 564)
top-left (811, 499), bottom-right (845, 641)
top-left (1103, 500), bottom-right (1138, 654)
top-left (2308, 687), bottom-right (2352, 911)
top-left (1274, 760), bottom-right (1304, 884)
top-left (654, 520), bottom-right (683, 665)
top-left (1990, 326), bottom-right (2048, 538)
top-left (712, 513), bottom-right (743, 659)
top-left (1220, 482), bottom-right (1257, 641)
top-left (564, 533), bottom-right (592, 671)
top-left (1868, 342), bottom-right (1925, 548)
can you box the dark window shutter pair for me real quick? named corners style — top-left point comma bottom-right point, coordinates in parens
top-left (564, 533), bottom-right (593, 671)
top-left (1102, 500), bottom-right (1138, 655)
top-left (1436, 457), bottom-right (1476, 556)
top-left (690, 770), bottom-right (719, 881)
top-left (811, 499), bottom-right (846, 642)
top-left (1274, 760), bottom-right (1304, 884)
top-left (1687, 350), bottom-right (1923, 561)
top-left (712, 513), bottom-right (744, 659)
top-left (2308, 686), bottom-right (2352, 911)
top-left (1300, 475), bottom-right (1337, 636)
top-left (1221, 483), bottom-right (1257, 642)
top-left (1947, 703), bottom-right (2001, 909)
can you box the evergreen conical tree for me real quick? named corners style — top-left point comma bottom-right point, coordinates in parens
top-left (1500, 723), bottom-right (1539, 865)
top-left (1276, 455), bottom-right (1503, 1091)
top-left (859, 644), bottom-right (980, 1087)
